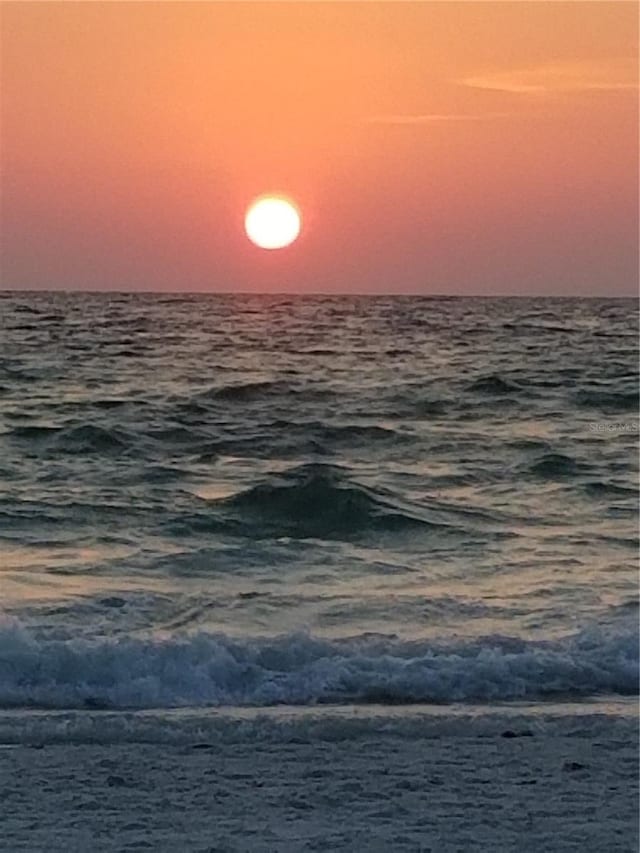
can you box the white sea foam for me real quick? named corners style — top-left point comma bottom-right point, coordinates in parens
top-left (0, 614), bottom-right (636, 710)
top-left (0, 703), bottom-right (637, 747)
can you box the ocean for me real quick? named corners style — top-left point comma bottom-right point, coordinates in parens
top-left (0, 291), bottom-right (638, 714)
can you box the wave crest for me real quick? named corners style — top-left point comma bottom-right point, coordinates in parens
top-left (212, 463), bottom-right (437, 539)
top-left (468, 375), bottom-right (522, 395)
top-left (0, 618), bottom-right (636, 710)
top-left (575, 389), bottom-right (639, 413)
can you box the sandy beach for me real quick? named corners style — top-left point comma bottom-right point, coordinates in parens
top-left (1, 704), bottom-right (637, 852)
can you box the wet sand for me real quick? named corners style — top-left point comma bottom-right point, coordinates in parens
top-left (0, 706), bottom-right (637, 852)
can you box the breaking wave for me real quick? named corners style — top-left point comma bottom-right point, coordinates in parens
top-left (0, 617), bottom-right (636, 710)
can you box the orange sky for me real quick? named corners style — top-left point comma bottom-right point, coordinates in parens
top-left (1, 2), bottom-right (638, 294)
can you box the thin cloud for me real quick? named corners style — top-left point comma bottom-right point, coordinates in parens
top-left (364, 112), bottom-right (514, 125)
top-left (460, 59), bottom-right (638, 95)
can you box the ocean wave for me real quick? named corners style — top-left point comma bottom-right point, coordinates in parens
top-left (88, 399), bottom-right (132, 410)
top-left (0, 365), bottom-right (41, 383)
top-left (11, 303), bottom-right (41, 315)
top-left (574, 389), bottom-right (639, 413)
top-left (210, 463), bottom-right (444, 539)
top-left (528, 453), bottom-right (583, 479)
top-left (196, 380), bottom-right (331, 403)
top-left (55, 424), bottom-right (129, 454)
top-left (146, 426), bottom-right (211, 447)
top-left (200, 380), bottom-right (287, 401)
top-left (583, 481), bottom-right (637, 498)
top-left (7, 423), bottom-right (130, 454)
top-left (0, 617), bottom-right (636, 710)
top-left (188, 425), bottom-right (399, 463)
top-left (7, 425), bottom-right (60, 441)
top-left (502, 322), bottom-right (580, 335)
top-left (385, 390), bottom-right (451, 418)
top-left (301, 422), bottom-right (401, 445)
top-left (467, 375), bottom-right (522, 395)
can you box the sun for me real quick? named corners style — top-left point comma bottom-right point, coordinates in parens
top-left (244, 196), bottom-right (301, 250)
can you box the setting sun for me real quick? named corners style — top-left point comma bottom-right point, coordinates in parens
top-left (244, 196), bottom-right (301, 250)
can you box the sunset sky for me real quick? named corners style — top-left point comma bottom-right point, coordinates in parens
top-left (1, 1), bottom-right (638, 295)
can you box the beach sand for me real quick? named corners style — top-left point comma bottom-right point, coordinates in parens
top-left (0, 704), bottom-right (637, 852)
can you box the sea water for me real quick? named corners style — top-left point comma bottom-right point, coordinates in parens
top-left (0, 292), bottom-right (637, 710)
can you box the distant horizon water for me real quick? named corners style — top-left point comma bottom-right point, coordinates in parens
top-left (2, 289), bottom-right (639, 299)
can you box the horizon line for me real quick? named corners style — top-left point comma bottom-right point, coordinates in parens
top-left (1, 288), bottom-right (637, 300)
